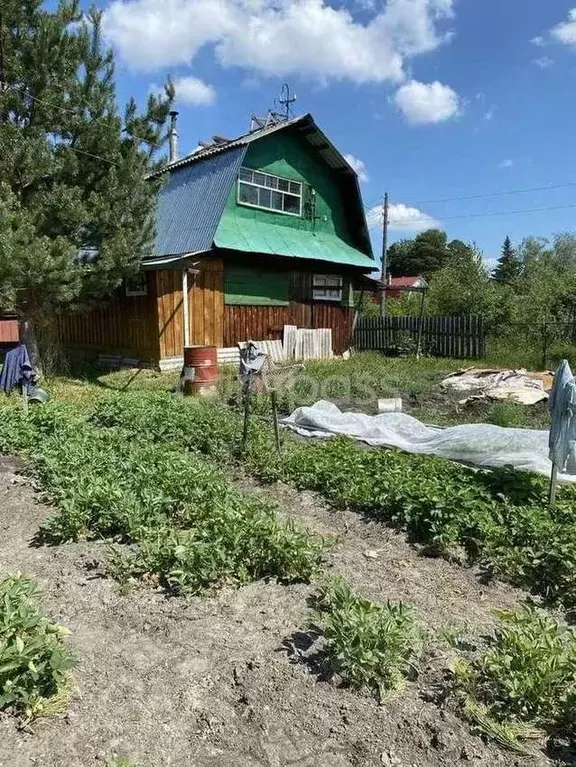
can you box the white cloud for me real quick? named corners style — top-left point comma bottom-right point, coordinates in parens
top-left (102, 0), bottom-right (455, 84)
top-left (393, 79), bottom-right (461, 124)
top-left (173, 76), bottom-right (216, 105)
top-left (498, 158), bottom-right (513, 169)
top-left (484, 107), bottom-right (495, 121)
top-left (551, 8), bottom-right (576, 47)
top-left (367, 202), bottom-right (440, 232)
top-left (530, 35), bottom-right (545, 47)
top-left (344, 153), bottom-right (369, 182)
top-left (533, 56), bottom-right (554, 69)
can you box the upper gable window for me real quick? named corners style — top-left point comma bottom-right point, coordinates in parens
top-left (238, 167), bottom-right (302, 217)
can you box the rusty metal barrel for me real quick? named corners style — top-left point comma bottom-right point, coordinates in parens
top-left (183, 346), bottom-right (219, 396)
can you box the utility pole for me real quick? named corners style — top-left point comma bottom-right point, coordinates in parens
top-left (380, 191), bottom-right (389, 317)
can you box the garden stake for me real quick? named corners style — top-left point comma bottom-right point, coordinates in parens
top-left (241, 380), bottom-right (252, 452)
top-left (549, 463), bottom-right (558, 507)
top-left (271, 389), bottom-right (281, 452)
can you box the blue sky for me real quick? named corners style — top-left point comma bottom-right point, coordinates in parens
top-left (88, 0), bottom-right (576, 262)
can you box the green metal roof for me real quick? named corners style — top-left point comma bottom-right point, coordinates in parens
top-left (214, 216), bottom-right (375, 270)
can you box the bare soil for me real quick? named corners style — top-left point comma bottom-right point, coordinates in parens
top-left (0, 455), bottom-right (558, 767)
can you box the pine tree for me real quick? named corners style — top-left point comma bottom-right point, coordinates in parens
top-left (0, 0), bottom-right (173, 369)
top-left (493, 236), bottom-right (522, 284)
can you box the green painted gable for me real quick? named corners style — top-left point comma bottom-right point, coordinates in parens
top-left (214, 131), bottom-right (374, 270)
top-left (224, 265), bottom-right (289, 306)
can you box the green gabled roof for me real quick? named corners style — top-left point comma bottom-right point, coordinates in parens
top-left (214, 215), bottom-right (375, 269)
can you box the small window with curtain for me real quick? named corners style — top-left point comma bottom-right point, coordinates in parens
top-left (125, 272), bottom-right (148, 297)
top-left (237, 167), bottom-right (302, 217)
top-left (313, 274), bottom-right (343, 302)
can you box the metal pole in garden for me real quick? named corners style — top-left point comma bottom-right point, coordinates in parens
top-left (271, 389), bottom-right (281, 452)
top-left (380, 191), bottom-right (389, 318)
top-left (242, 380), bottom-right (252, 453)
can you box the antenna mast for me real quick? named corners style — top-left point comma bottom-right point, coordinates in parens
top-left (278, 83), bottom-right (297, 120)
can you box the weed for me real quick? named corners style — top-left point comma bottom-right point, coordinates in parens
top-left (485, 402), bottom-right (528, 429)
top-left (0, 573), bottom-right (75, 720)
top-left (317, 578), bottom-right (423, 702)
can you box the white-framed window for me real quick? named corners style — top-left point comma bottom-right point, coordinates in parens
top-left (125, 272), bottom-right (148, 297)
top-left (237, 167), bottom-right (302, 217)
top-left (313, 274), bottom-right (343, 302)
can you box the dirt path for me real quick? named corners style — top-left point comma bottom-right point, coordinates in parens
top-left (0, 456), bottom-right (552, 767)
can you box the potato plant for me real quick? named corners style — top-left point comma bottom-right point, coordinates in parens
top-left (452, 606), bottom-right (576, 748)
top-left (0, 574), bottom-right (75, 720)
top-left (317, 578), bottom-right (423, 702)
top-left (85, 391), bottom-right (576, 611)
top-left (0, 401), bottom-right (324, 594)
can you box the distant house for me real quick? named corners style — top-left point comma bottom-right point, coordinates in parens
top-left (57, 113), bottom-right (376, 368)
top-left (363, 275), bottom-right (427, 305)
top-left (385, 276), bottom-right (427, 299)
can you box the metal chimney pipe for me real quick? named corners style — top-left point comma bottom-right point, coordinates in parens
top-left (168, 110), bottom-right (179, 163)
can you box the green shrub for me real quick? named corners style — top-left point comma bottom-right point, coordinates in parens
top-left (452, 606), bottom-right (576, 746)
top-left (549, 342), bottom-right (576, 370)
top-left (0, 574), bottom-right (75, 720)
top-left (318, 578), bottom-right (422, 702)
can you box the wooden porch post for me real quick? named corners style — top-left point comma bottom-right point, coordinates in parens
top-left (182, 268), bottom-right (190, 348)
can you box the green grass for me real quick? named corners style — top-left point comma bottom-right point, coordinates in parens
top-left (76, 388), bottom-right (576, 612)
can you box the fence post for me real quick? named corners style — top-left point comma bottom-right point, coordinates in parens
top-left (541, 326), bottom-right (549, 370)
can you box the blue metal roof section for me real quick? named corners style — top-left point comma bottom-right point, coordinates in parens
top-left (151, 145), bottom-right (246, 259)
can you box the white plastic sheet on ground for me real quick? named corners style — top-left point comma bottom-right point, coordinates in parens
top-left (283, 400), bottom-right (576, 483)
top-left (440, 368), bottom-right (549, 405)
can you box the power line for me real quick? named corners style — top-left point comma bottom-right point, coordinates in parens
top-left (378, 201), bottom-right (576, 226)
top-left (1, 81), bottom-right (166, 155)
top-left (413, 181), bottom-right (576, 206)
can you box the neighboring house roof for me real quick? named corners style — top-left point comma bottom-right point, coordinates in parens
top-left (148, 113), bottom-right (374, 270)
top-left (387, 276), bottom-right (426, 289)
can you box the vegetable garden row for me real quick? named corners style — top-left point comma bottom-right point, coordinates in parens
top-left (1, 390), bottom-right (575, 757)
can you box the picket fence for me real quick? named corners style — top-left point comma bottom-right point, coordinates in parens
top-left (354, 315), bottom-right (486, 359)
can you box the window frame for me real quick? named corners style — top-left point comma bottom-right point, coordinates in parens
top-left (125, 272), bottom-right (148, 297)
top-left (312, 274), bottom-right (343, 302)
top-left (237, 167), bottom-right (303, 218)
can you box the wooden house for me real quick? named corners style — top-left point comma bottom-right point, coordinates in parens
top-left (58, 113), bottom-right (376, 369)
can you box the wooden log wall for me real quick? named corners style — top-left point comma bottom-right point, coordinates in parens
top-left (156, 258), bottom-right (224, 359)
top-left (224, 302), bottom-right (353, 355)
top-left (57, 272), bottom-right (160, 362)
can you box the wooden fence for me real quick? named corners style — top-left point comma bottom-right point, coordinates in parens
top-left (354, 315), bottom-right (486, 359)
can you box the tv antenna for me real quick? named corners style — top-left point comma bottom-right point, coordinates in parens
top-left (278, 83), bottom-right (297, 120)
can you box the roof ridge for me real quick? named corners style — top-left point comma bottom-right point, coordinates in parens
top-left (151, 113), bottom-right (311, 177)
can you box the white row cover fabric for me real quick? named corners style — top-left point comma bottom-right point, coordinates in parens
top-left (283, 400), bottom-right (576, 483)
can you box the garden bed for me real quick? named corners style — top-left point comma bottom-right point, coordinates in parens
top-left (0, 455), bottom-right (548, 767)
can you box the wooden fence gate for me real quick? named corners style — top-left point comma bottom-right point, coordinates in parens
top-left (354, 315), bottom-right (486, 359)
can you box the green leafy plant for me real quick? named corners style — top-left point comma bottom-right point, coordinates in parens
top-left (317, 578), bottom-right (423, 702)
top-left (0, 573), bottom-right (75, 720)
top-left (451, 606), bottom-right (576, 748)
